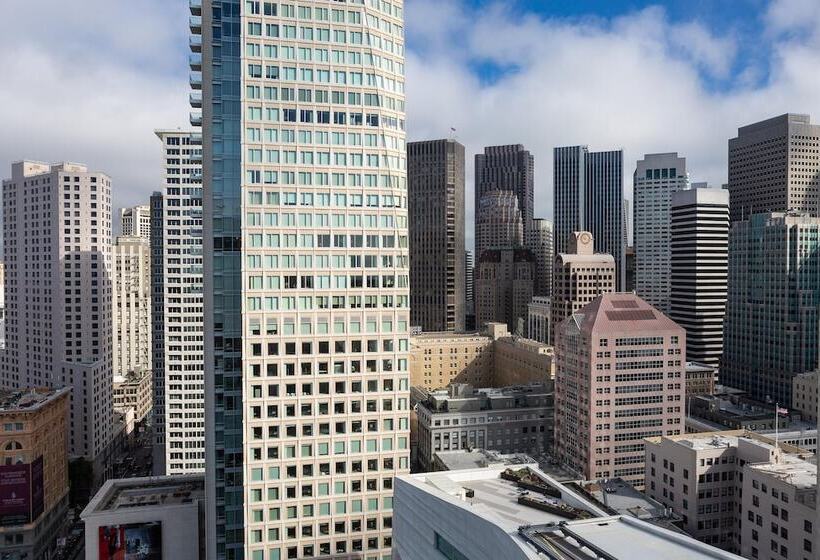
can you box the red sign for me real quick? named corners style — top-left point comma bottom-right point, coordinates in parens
top-left (0, 456), bottom-right (45, 526)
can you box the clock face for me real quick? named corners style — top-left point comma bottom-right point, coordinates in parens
top-left (579, 232), bottom-right (591, 245)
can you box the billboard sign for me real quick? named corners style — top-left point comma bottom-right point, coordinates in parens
top-left (0, 456), bottom-right (44, 526)
top-left (99, 522), bottom-right (163, 560)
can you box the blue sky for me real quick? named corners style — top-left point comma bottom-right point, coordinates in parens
top-left (1, 0), bottom-right (819, 247)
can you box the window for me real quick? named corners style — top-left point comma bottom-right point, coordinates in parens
top-left (434, 533), bottom-right (468, 560)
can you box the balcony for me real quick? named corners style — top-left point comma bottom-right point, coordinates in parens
top-left (189, 15), bottom-right (202, 34)
top-left (189, 71), bottom-right (202, 90)
top-left (189, 91), bottom-right (202, 108)
top-left (189, 0), bottom-right (202, 16)
top-left (190, 111), bottom-right (203, 127)
top-left (189, 132), bottom-right (203, 145)
top-left (189, 35), bottom-right (202, 53)
top-left (189, 53), bottom-right (202, 71)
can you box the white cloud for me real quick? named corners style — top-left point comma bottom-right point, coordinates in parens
top-left (405, 0), bottom-right (820, 248)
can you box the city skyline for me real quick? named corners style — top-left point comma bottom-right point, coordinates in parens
top-left (3, 1), bottom-right (820, 252)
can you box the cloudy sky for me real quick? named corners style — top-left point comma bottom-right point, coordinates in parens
top-left (2, 0), bottom-right (820, 246)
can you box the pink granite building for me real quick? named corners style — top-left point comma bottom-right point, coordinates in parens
top-left (554, 293), bottom-right (685, 488)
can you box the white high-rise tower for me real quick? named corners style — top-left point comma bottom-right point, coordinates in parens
top-left (198, 2), bottom-right (410, 558)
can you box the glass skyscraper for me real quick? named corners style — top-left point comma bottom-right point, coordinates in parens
top-left (198, 2), bottom-right (410, 559)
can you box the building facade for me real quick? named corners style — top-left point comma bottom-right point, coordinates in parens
top-left (1, 161), bottom-right (112, 462)
top-left (200, 2), bottom-right (410, 558)
top-left (727, 113), bottom-right (820, 223)
top-left (721, 213), bottom-right (820, 405)
top-left (527, 218), bottom-right (553, 297)
top-left (0, 388), bottom-right (70, 560)
top-left (119, 204), bottom-right (151, 238)
top-left (475, 190), bottom-right (523, 256)
top-left (792, 371), bottom-right (818, 425)
top-left (112, 235), bottom-right (152, 378)
top-left (554, 293), bottom-right (686, 488)
top-left (550, 231), bottom-right (615, 343)
top-left (414, 383), bottom-right (553, 472)
top-left (475, 248), bottom-right (535, 334)
top-left (152, 130), bottom-right (204, 476)
top-left (554, 146), bottom-right (625, 289)
top-left (407, 139), bottom-right (465, 333)
top-left (474, 144), bottom-right (534, 260)
top-left (527, 296), bottom-right (550, 345)
top-left (669, 188), bottom-right (730, 372)
top-left (113, 369), bottom-right (153, 423)
top-left (633, 153), bottom-right (689, 313)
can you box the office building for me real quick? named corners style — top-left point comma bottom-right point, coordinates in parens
top-left (670, 188), bottom-right (730, 372)
top-left (721, 213), bottom-right (820, 404)
top-left (527, 218), bottom-right (553, 297)
top-left (408, 139), bottom-right (465, 332)
top-left (119, 204), bottom-right (151, 238)
top-left (793, 371), bottom-right (818, 424)
top-left (82, 475), bottom-right (205, 560)
top-left (625, 245), bottom-right (636, 292)
top-left (727, 114), bottom-right (820, 222)
top-left (414, 383), bottom-right (553, 471)
top-left (686, 362), bottom-right (716, 396)
top-left (113, 369), bottom-right (153, 423)
top-left (112, 235), bottom-right (152, 378)
top-left (408, 323), bottom-right (553, 391)
top-left (645, 430), bottom-right (816, 555)
top-left (554, 146), bottom-right (625, 289)
top-left (394, 464), bottom-right (741, 560)
top-left (199, 3), bottom-right (410, 558)
top-left (554, 293), bottom-right (686, 488)
top-left (0, 261), bottom-right (5, 350)
top-left (475, 190), bottom-right (523, 255)
top-left (465, 250), bottom-right (475, 331)
top-left (474, 145), bottom-right (534, 260)
top-left (550, 231), bottom-right (615, 342)
top-left (1, 161), bottom-right (112, 463)
top-left (527, 296), bottom-right (550, 345)
top-left (152, 130), bottom-right (204, 476)
top-left (633, 153), bottom-right (689, 313)
top-left (475, 248), bottom-right (535, 334)
top-left (0, 388), bottom-right (70, 559)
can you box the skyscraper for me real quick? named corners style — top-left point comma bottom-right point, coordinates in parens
top-left (633, 153), bottom-right (689, 313)
top-left (728, 113), bottom-right (820, 222)
top-left (152, 129), bottom-right (204, 476)
top-left (475, 189), bottom-right (523, 256)
top-left (199, 3), bottom-right (410, 559)
top-left (669, 187), bottom-right (729, 372)
top-left (474, 145), bottom-right (534, 260)
top-left (475, 248), bottom-right (535, 335)
top-left (554, 293), bottom-right (685, 488)
top-left (527, 218), bottom-right (553, 297)
top-left (408, 139), bottom-right (465, 332)
top-left (465, 250), bottom-right (475, 332)
top-left (721, 213), bottom-right (820, 404)
top-left (112, 234), bottom-right (152, 378)
top-left (120, 204), bottom-right (151, 238)
top-left (554, 145), bottom-right (625, 289)
top-left (1, 161), bottom-right (113, 465)
top-left (551, 231), bottom-right (615, 342)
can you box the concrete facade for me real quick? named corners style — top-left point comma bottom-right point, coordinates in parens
top-left (414, 384), bottom-right (553, 472)
top-left (793, 371), bottom-right (818, 425)
top-left (633, 153), bottom-right (689, 313)
top-left (527, 218), bottom-right (553, 297)
top-left (728, 114), bottom-right (820, 223)
top-left (407, 139), bottom-right (465, 333)
top-left (112, 235), bottom-right (151, 379)
top-left (1, 161), bottom-right (112, 462)
top-left (527, 296), bottom-right (550, 345)
top-left (475, 190), bottom-right (523, 255)
top-left (475, 248), bottom-right (535, 335)
top-left (555, 293), bottom-right (686, 488)
top-left (551, 231), bottom-right (615, 343)
top-left (113, 369), bottom-right (153, 423)
top-left (119, 205), bottom-right (151, 239)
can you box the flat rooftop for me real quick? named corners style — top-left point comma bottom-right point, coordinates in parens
top-left (405, 466), bottom-right (608, 534)
top-left (575, 478), bottom-right (674, 522)
top-left (0, 387), bottom-right (69, 413)
top-left (749, 455), bottom-right (817, 490)
top-left (83, 475), bottom-right (205, 515)
top-left (523, 516), bottom-right (743, 559)
top-left (434, 449), bottom-right (537, 471)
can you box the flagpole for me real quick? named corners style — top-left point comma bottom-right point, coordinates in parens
top-left (774, 402), bottom-right (779, 451)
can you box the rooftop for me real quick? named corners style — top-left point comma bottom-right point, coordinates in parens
top-left (0, 387), bottom-right (70, 413)
top-left (82, 475), bottom-right (205, 516)
top-left (434, 449), bottom-right (537, 471)
top-left (572, 478), bottom-right (680, 525)
top-left (648, 430), bottom-right (809, 455)
top-left (522, 516), bottom-right (743, 560)
top-left (749, 455), bottom-right (817, 491)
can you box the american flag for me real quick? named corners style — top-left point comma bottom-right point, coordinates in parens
top-left (776, 406), bottom-right (788, 416)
